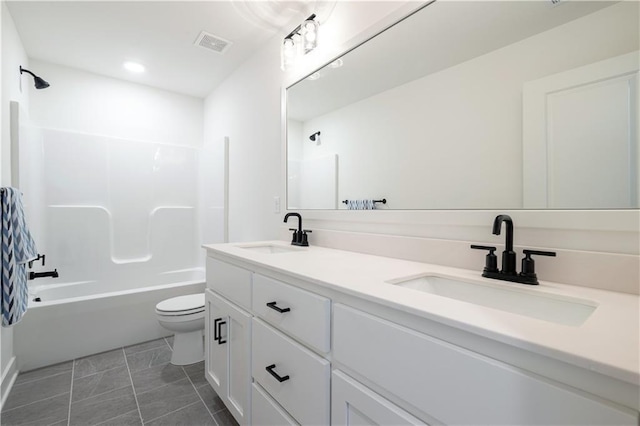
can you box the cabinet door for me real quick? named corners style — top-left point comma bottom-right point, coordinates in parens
top-left (225, 296), bottom-right (252, 425)
top-left (334, 304), bottom-right (638, 425)
top-left (252, 383), bottom-right (299, 426)
top-left (332, 370), bottom-right (426, 426)
top-left (205, 289), bottom-right (227, 398)
top-left (205, 290), bottom-right (252, 426)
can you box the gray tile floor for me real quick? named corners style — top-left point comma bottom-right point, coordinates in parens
top-left (1, 337), bottom-right (239, 426)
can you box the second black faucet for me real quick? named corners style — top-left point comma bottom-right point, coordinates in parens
top-left (471, 214), bottom-right (556, 285)
top-left (283, 212), bottom-right (312, 247)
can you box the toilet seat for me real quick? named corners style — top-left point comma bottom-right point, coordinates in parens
top-left (156, 294), bottom-right (205, 317)
top-left (157, 309), bottom-right (205, 323)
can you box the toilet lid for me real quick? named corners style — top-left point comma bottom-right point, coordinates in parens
top-left (156, 294), bottom-right (205, 314)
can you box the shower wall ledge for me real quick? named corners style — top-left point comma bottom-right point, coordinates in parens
top-left (43, 205), bottom-right (199, 281)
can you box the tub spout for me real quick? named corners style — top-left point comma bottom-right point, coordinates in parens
top-left (28, 269), bottom-right (59, 280)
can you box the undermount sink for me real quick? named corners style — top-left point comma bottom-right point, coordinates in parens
top-left (387, 274), bottom-right (597, 326)
top-left (237, 244), bottom-right (302, 254)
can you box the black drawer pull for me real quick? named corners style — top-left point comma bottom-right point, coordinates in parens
top-left (266, 301), bottom-right (291, 313)
top-left (214, 318), bottom-right (227, 345)
top-left (265, 364), bottom-right (290, 382)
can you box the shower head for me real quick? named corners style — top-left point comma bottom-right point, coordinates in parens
top-left (20, 66), bottom-right (50, 89)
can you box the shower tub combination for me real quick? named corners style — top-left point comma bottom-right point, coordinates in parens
top-left (15, 127), bottom-right (206, 372)
top-left (15, 269), bottom-right (205, 371)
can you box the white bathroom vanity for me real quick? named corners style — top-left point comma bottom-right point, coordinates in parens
top-left (203, 241), bottom-right (639, 425)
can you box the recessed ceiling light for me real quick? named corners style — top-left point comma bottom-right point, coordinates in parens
top-left (123, 61), bottom-right (145, 73)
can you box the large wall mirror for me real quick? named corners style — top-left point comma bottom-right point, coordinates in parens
top-left (286, 1), bottom-right (639, 210)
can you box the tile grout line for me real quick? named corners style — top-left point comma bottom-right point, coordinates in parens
top-left (188, 369), bottom-right (220, 426)
top-left (71, 363), bottom-right (127, 382)
top-left (182, 366), bottom-right (219, 426)
top-left (69, 383), bottom-right (133, 407)
top-left (1, 390), bottom-right (70, 414)
top-left (93, 409), bottom-right (141, 426)
top-left (122, 348), bottom-right (145, 425)
top-left (126, 342), bottom-right (171, 358)
top-left (134, 375), bottom-right (191, 398)
top-left (143, 400), bottom-right (206, 425)
top-left (12, 366), bottom-right (73, 386)
top-left (67, 359), bottom-right (75, 426)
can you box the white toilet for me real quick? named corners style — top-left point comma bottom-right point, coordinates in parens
top-left (155, 293), bottom-right (205, 365)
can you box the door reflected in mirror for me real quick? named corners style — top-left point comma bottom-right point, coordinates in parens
top-left (286, 1), bottom-right (639, 210)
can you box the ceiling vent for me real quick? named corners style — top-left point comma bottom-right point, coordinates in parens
top-left (194, 31), bottom-right (232, 54)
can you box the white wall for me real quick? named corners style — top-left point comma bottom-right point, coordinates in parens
top-left (202, 41), bottom-right (283, 243)
top-left (297, 3), bottom-right (638, 210)
top-left (0, 0), bottom-right (29, 404)
top-left (202, 1), bottom-right (411, 242)
top-left (204, 1), bottom-right (637, 293)
top-left (28, 60), bottom-right (203, 147)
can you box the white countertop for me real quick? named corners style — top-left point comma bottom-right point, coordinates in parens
top-left (204, 240), bottom-right (639, 386)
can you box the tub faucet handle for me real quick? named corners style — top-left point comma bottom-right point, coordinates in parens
top-left (28, 254), bottom-right (45, 269)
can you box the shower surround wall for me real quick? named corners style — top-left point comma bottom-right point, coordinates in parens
top-left (21, 60), bottom-right (205, 290)
top-left (9, 60), bottom-right (207, 371)
top-left (24, 129), bottom-right (201, 286)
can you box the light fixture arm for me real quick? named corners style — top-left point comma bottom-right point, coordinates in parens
top-left (285, 14), bottom-right (316, 40)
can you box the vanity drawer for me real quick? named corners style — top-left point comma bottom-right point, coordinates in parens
top-left (206, 257), bottom-right (252, 309)
top-left (252, 274), bottom-right (330, 353)
top-left (252, 318), bottom-right (330, 425)
top-left (333, 304), bottom-right (637, 426)
top-left (251, 382), bottom-right (298, 426)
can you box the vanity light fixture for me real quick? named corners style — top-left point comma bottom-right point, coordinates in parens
top-left (309, 131), bottom-right (321, 145)
top-left (281, 14), bottom-right (319, 71)
top-left (281, 37), bottom-right (297, 71)
top-left (301, 16), bottom-right (319, 53)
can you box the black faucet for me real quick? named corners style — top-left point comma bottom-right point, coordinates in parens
top-left (283, 212), bottom-right (311, 247)
top-left (471, 214), bottom-right (556, 285)
top-left (492, 214), bottom-right (516, 275)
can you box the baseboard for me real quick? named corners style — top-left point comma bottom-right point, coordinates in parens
top-left (0, 356), bottom-right (18, 411)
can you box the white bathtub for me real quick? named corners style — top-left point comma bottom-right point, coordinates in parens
top-left (14, 268), bottom-right (205, 371)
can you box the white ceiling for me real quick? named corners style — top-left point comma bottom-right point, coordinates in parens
top-left (6, 1), bottom-right (324, 98)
